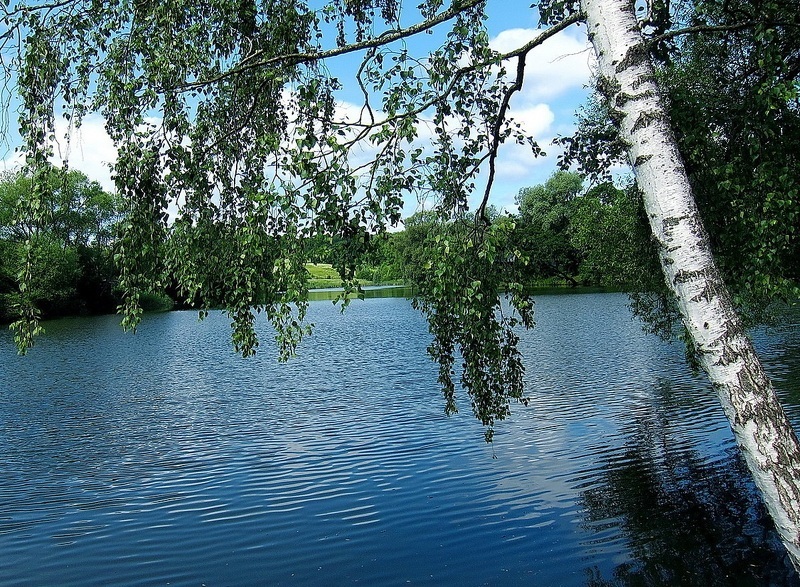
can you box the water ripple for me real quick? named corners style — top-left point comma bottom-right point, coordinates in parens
top-left (1, 295), bottom-right (798, 585)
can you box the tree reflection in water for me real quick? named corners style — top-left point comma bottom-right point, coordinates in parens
top-left (581, 381), bottom-right (799, 586)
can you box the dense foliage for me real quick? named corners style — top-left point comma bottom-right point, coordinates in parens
top-left (355, 173), bottom-right (654, 292)
top-left (2, 0), bottom-right (582, 437)
top-left (662, 0), bottom-right (800, 323)
top-left (559, 0), bottom-right (800, 328)
top-left (0, 168), bottom-right (123, 323)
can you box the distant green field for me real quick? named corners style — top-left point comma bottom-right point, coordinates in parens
top-left (304, 263), bottom-right (403, 289)
top-left (305, 263), bottom-right (344, 289)
top-left (305, 263), bottom-right (340, 280)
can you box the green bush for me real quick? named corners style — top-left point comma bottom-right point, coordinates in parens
top-left (355, 266), bottom-right (374, 281)
top-left (138, 291), bottom-right (174, 312)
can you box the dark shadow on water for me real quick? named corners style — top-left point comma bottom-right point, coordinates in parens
top-left (307, 285), bottom-right (414, 302)
top-left (581, 382), bottom-right (799, 587)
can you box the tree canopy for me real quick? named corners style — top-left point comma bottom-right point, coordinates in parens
top-left (2, 0), bottom-right (575, 438)
top-left (559, 0), bottom-right (800, 328)
top-left (0, 167), bottom-right (118, 246)
top-left (0, 167), bottom-right (123, 322)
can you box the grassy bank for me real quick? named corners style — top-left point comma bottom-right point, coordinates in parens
top-left (305, 263), bottom-right (403, 290)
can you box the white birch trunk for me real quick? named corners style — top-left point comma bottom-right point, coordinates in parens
top-left (581, 0), bottom-right (800, 569)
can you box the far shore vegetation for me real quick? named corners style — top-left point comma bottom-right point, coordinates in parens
top-left (0, 167), bottom-right (651, 328)
top-left (1, 166), bottom-right (793, 331)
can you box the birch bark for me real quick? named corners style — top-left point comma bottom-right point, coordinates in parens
top-left (580, 0), bottom-right (800, 569)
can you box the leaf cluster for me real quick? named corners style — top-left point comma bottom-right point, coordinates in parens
top-left (410, 211), bottom-right (534, 442)
top-left (3, 0), bottom-right (561, 436)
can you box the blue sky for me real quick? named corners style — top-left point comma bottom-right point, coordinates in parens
top-left (2, 1), bottom-right (595, 217)
top-left (465, 2), bottom-right (595, 211)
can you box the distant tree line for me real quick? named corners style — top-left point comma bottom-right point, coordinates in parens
top-left (322, 171), bottom-right (659, 294)
top-left (0, 165), bottom-right (655, 326)
top-left (2, 157), bottom-right (796, 333)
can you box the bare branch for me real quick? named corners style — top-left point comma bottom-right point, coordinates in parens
top-left (476, 11), bottom-right (583, 224)
top-left (649, 21), bottom-right (759, 43)
top-left (477, 52), bottom-right (526, 226)
top-left (0, 0), bottom-right (78, 17)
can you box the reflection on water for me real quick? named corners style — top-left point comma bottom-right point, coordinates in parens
top-left (582, 384), bottom-right (790, 586)
top-left (307, 285), bottom-right (414, 302)
top-left (0, 293), bottom-right (799, 586)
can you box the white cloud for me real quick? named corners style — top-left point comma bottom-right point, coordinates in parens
top-left (52, 115), bottom-right (117, 192)
top-left (491, 27), bottom-right (595, 103)
top-left (0, 115), bottom-right (117, 191)
top-left (508, 103), bottom-right (555, 139)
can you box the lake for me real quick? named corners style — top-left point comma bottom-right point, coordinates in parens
top-left (1, 292), bottom-right (800, 586)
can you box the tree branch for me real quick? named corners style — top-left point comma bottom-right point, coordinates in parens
top-left (176, 0), bottom-right (486, 91)
top-left (477, 52), bottom-right (526, 226)
top-left (476, 11), bottom-right (583, 225)
top-left (649, 21), bottom-right (759, 43)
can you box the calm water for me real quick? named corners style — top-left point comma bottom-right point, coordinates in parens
top-left (1, 293), bottom-right (800, 586)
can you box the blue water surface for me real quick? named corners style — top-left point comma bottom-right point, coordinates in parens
top-left (1, 293), bottom-right (799, 586)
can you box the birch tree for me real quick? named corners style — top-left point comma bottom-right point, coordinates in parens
top-left (580, 0), bottom-right (800, 568)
